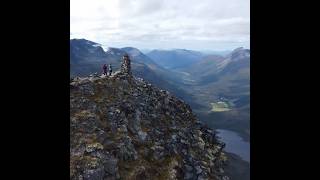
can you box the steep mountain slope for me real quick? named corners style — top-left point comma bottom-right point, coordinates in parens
top-left (70, 39), bottom-right (110, 76)
top-left (70, 39), bottom-right (166, 78)
top-left (179, 47), bottom-right (249, 84)
top-left (198, 47), bottom-right (250, 85)
top-left (173, 48), bottom-right (250, 141)
top-left (146, 49), bottom-right (204, 69)
top-left (120, 47), bottom-right (183, 84)
top-left (70, 64), bottom-right (229, 180)
top-left (176, 55), bottom-right (225, 80)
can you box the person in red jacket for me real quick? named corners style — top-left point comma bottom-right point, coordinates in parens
top-left (102, 64), bottom-right (108, 75)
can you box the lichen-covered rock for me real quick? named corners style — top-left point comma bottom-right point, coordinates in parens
top-left (70, 71), bottom-right (228, 180)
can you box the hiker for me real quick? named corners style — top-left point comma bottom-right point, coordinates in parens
top-left (102, 64), bottom-right (108, 75)
top-left (108, 64), bottom-right (112, 76)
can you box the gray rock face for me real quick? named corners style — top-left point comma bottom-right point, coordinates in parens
top-left (120, 54), bottom-right (131, 75)
top-left (104, 157), bottom-right (118, 176)
top-left (70, 72), bottom-right (228, 180)
top-left (83, 168), bottom-right (104, 180)
top-left (118, 136), bottom-right (138, 161)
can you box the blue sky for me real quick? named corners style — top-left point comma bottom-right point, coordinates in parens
top-left (70, 0), bottom-right (250, 51)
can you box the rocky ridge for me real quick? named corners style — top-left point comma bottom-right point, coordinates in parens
top-left (70, 59), bottom-right (228, 180)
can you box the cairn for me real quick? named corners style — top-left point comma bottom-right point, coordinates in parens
top-left (121, 54), bottom-right (131, 75)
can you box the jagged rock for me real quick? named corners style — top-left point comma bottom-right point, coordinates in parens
top-left (222, 176), bottom-right (230, 180)
top-left (70, 68), bottom-right (228, 180)
top-left (85, 143), bottom-right (104, 153)
top-left (83, 166), bottom-right (105, 180)
top-left (120, 54), bottom-right (131, 75)
top-left (118, 136), bottom-right (137, 161)
top-left (197, 175), bottom-right (208, 180)
top-left (137, 130), bottom-right (147, 142)
top-left (184, 172), bottom-right (194, 180)
top-left (185, 165), bottom-right (193, 172)
top-left (93, 72), bottom-right (99, 77)
top-left (195, 166), bottom-right (203, 174)
top-left (104, 157), bottom-right (118, 176)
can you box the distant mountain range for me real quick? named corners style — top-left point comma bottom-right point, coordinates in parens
top-left (146, 49), bottom-right (204, 69)
top-left (180, 47), bottom-right (250, 84)
top-left (70, 39), bottom-right (168, 79)
top-left (200, 50), bottom-right (232, 56)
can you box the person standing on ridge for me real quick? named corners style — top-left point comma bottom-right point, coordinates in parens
top-left (102, 64), bottom-right (108, 75)
top-left (108, 64), bottom-right (112, 76)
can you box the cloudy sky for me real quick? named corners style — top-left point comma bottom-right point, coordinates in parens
top-left (70, 0), bottom-right (250, 51)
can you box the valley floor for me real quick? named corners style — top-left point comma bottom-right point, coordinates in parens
top-left (172, 71), bottom-right (250, 142)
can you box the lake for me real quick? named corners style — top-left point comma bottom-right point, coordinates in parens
top-left (216, 129), bottom-right (250, 162)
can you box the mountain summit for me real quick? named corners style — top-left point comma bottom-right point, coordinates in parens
top-left (70, 55), bottom-right (228, 180)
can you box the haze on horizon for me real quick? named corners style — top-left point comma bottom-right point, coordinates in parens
top-left (71, 0), bottom-right (250, 51)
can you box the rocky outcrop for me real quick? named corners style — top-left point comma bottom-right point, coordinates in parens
top-left (70, 70), bottom-right (228, 180)
top-left (120, 54), bottom-right (131, 75)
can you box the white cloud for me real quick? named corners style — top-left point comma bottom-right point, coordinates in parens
top-left (71, 0), bottom-right (250, 50)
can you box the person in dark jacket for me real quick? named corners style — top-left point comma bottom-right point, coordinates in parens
top-left (102, 64), bottom-right (108, 75)
top-left (108, 64), bottom-right (112, 75)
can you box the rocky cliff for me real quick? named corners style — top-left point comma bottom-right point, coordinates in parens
top-left (70, 59), bottom-right (228, 180)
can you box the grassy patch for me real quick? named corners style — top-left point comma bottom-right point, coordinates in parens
top-left (210, 101), bottom-right (231, 112)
